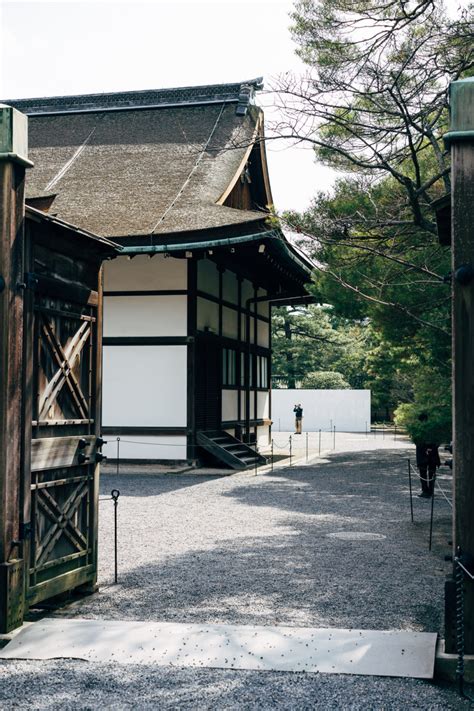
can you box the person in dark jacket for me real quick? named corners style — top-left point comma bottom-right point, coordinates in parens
top-left (293, 404), bottom-right (303, 434)
top-left (415, 414), bottom-right (441, 497)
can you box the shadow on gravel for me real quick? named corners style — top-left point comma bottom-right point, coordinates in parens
top-left (0, 661), bottom-right (471, 711)
top-left (99, 472), bottom-right (221, 498)
top-left (73, 448), bottom-right (452, 636)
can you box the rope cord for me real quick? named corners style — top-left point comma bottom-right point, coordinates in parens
top-left (435, 480), bottom-right (453, 509)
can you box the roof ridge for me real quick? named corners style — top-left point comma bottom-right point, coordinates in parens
top-left (4, 78), bottom-right (264, 116)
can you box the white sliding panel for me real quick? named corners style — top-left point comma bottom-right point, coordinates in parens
top-left (197, 258), bottom-right (219, 297)
top-left (104, 295), bottom-right (187, 337)
top-left (222, 390), bottom-right (238, 422)
top-left (257, 320), bottom-right (270, 348)
top-left (103, 346), bottom-right (187, 427)
top-left (104, 255), bottom-right (187, 291)
top-left (197, 297), bottom-right (219, 334)
top-left (222, 270), bottom-right (238, 304)
top-left (257, 391), bottom-right (270, 420)
top-left (222, 306), bottom-right (238, 340)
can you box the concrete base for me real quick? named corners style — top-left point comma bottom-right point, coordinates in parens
top-left (435, 639), bottom-right (474, 682)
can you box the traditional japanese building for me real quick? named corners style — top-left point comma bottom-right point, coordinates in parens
top-left (8, 79), bottom-right (313, 466)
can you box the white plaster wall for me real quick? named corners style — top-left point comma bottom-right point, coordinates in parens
top-left (104, 295), bottom-right (187, 337)
top-left (197, 258), bottom-right (219, 297)
top-left (222, 306), bottom-right (238, 340)
top-left (113, 436), bottom-right (187, 460)
top-left (197, 297), bottom-right (219, 333)
top-left (257, 425), bottom-right (270, 447)
top-left (102, 346), bottom-right (187, 426)
top-left (271, 389), bottom-right (371, 432)
top-left (257, 320), bottom-right (270, 348)
top-left (242, 279), bottom-right (254, 304)
top-left (104, 255), bottom-right (187, 291)
top-left (257, 289), bottom-right (268, 316)
top-left (257, 391), bottom-right (270, 420)
top-left (222, 270), bottom-right (238, 304)
top-left (222, 390), bottom-right (238, 422)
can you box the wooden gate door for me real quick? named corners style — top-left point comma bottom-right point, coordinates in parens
top-left (23, 215), bottom-right (115, 610)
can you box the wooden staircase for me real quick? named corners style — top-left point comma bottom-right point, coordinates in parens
top-left (196, 430), bottom-right (267, 470)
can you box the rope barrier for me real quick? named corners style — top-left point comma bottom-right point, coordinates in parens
top-left (118, 439), bottom-right (189, 447)
top-left (435, 480), bottom-right (453, 509)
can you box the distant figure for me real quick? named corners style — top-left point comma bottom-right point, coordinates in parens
top-left (415, 413), bottom-right (440, 498)
top-left (293, 404), bottom-right (303, 434)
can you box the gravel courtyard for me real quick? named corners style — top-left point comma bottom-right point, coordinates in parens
top-left (0, 433), bottom-right (469, 710)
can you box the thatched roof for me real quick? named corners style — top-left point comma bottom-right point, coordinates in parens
top-left (7, 79), bottom-right (271, 240)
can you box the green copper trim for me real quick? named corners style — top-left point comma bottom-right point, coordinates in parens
top-left (0, 152), bottom-right (34, 168)
top-left (444, 130), bottom-right (474, 148)
top-left (120, 229), bottom-right (313, 277)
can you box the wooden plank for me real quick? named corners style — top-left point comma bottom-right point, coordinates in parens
top-left (103, 336), bottom-right (189, 346)
top-left (34, 272), bottom-right (98, 306)
top-left (101, 426), bottom-right (188, 436)
top-left (31, 435), bottom-right (96, 472)
top-left (26, 564), bottom-right (95, 606)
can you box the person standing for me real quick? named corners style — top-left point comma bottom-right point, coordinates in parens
top-left (293, 404), bottom-right (303, 434)
top-left (415, 413), bottom-right (441, 497)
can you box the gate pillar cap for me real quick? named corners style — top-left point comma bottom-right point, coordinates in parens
top-left (0, 104), bottom-right (33, 168)
top-left (444, 78), bottom-right (474, 148)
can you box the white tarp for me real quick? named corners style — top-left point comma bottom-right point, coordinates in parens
top-left (0, 619), bottom-right (436, 678)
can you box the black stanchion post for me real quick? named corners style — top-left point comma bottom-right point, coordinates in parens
top-left (116, 436), bottom-right (120, 477)
top-left (289, 435), bottom-right (292, 467)
top-left (429, 475), bottom-right (436, 551)
top-left (255, 443), bottom-right (258, 477)
top-left (366, 421), bottom-right (368, 438)
top-left (111, 489), bottom-right (120, 583)
top-left (394, 424), bottom-right (397, 441)
top-left (333, 425), bottom-right (336, 450)
top-left (318, 429), bottom-right (321, 456)
top-left (306, 432), bottom-right (308, 463)
top-left (407, 459), bottom-right (414, 523)
top-left (382, 422), bottom-right (385, 439)
top-left (271, 439), bottom-right (274, 472)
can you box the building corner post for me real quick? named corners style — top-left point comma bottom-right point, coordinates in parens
top-left (444, 78), bottom-right (474, 653)
top-left (0, 105), bottom-right (31, 632)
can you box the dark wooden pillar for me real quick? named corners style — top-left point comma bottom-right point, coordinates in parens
top-left (0, 105), bottom-right (31, 632)
top-left (444, 78), bottom-right (474, 653)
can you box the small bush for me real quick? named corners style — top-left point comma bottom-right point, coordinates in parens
top-left (302, 371), bottom-right (350, 389)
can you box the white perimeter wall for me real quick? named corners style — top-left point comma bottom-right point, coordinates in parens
top-left (272, 390), bottom-right (371, 432)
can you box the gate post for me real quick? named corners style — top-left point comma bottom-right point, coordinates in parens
top-left (444, 78), bottom-right (474, 653)
top-left (0, 106), bottom-right (32, 632)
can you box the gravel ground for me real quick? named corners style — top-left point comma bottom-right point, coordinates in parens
top-left (1, 433), bottom-right (469, 710)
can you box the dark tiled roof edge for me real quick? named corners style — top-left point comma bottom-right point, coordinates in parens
top-left (5, 78), bottom-right (264, 116)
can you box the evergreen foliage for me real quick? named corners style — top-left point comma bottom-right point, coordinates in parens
top-left (270, 0), bottom-right (473, 432)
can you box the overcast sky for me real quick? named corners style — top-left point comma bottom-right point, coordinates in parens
top-left (0, 0), bottom-right (468, 213)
